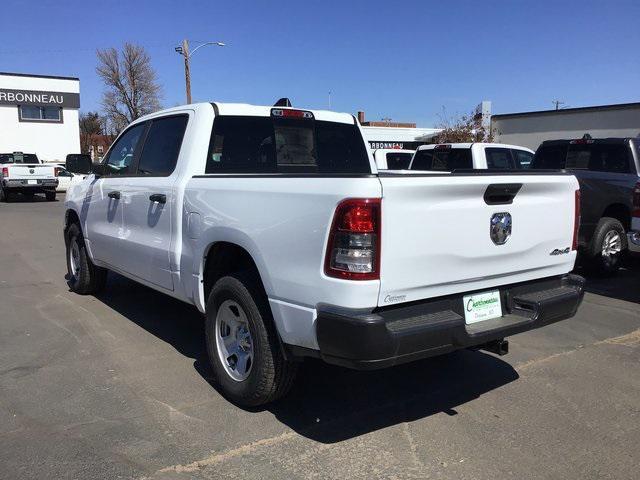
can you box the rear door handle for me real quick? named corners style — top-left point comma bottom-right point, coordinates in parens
top-left (149, 193), bottom-right (166, 204)
top-left (108, 190), bottom-right (121, 200)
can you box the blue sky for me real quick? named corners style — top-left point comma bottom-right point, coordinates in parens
top-left (2, 0), bottom-right (639, 127)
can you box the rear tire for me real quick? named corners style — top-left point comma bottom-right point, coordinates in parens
top-left (205, 272), bottom-right (297, 407)
top-left (65, 222), bottom-right (107, 294)
top-left (585, 217), bottom-right (627, 275)
top-left (0, 188), bottom-right (6, 202)
top-left (45, 191), bottom-right (56, 201)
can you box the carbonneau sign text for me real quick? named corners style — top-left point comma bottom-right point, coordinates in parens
top-left (0, 89), bottom-right (80, 108)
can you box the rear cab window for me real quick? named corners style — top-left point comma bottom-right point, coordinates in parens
top-left (485, 148), bottom-right (514, 169)
top-left (410, 147), bottom-right (472, 171)
top-left (385, 152), bottom-right (413, 169)
top-left (205, 112), bottom-right (371, 174)
top-left (533, 142), bottom-right (633, 173)
top-left (0, 153), bottom-right (39, 164)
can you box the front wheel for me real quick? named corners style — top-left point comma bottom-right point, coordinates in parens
top-left (65, 223), bottom-right (107, 294)
top-left (586, 217), bottom-right (627, 275)
top-left (205, 272), bottom-right (297, 407)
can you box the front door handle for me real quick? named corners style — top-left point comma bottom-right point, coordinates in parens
top-left (108, 190), bottom-right (121, 200)
top-left (149, 193), bottom-right (166, 204)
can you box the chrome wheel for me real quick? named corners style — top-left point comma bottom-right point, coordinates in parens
top-left (215, 300), bottom-right (254, 382)
top-left (69, 237), bottom-right (81, 278)
top-left (601, 230), bottom-right (622, 260)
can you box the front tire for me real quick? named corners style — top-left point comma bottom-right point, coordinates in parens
top-left (65, 222), bottom-right (107, 294)
top-left (205, 272), bottom-right (297, 407)
top-left (586, 217), bottom-right (627, 275)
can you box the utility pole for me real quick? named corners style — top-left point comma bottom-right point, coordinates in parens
top-left (175, 39), bottom-right (225, 105)
top-left (181, 39), bottom-right (192, 104)
top-left (552, 99), bottom-right (565, 110)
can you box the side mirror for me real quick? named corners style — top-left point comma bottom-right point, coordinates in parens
top-left (66, 154), bottom-right (93, 175)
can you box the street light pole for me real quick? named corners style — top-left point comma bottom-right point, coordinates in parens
top-left (175, 39), bottom-right (225, 105)
top-left (182, 39), bottom-right (192, 104)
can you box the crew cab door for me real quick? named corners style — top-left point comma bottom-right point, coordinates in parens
top-left (85, 123), bottom-right (146, 269)
top-left (118, 114), bottom-right (189, 291)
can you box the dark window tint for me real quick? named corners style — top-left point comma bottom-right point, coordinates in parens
top-left (104, 124), bottom-right (145, 175)
top-left (410, 148), bottom-right (472, 171)
top-left (513, 149), bottom-right (533, 169)
top-left (385, 152), bottom-right (413, 169)
top-left (0, 153), bottom-right (39, 164)
top-left (206, 115), bottom-right (370, 174)
top-left (532, 145), bottom-right (568, 169)
top-left (137, 116), bottom-right (188, 175)
top-left (19, 105), bottom-right (61, 121)
top-left (485, 148), bottom-right (514, 169)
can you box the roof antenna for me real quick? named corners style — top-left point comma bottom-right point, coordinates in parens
top-left (274, 98), bottom-right (292, 107)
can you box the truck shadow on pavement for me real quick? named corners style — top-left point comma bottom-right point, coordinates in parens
top-left (94, 273), bottom-right (519, 444)
top-left (578, 259), bottom-right (640, 304)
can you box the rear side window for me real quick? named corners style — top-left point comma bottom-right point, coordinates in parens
top-left (137, 115), bottom-right (188, 176)
top-left (385, 152), bottom-right (412, 169)
top-left (206, 115), bottom-right (370, 174)
top-left (532, 145), bottom-right (568, 169)
top-left (411, 148), bottom-right (472, 171)
top-left (485, 148), bottom-right (514, 169)
top-left (512, 149), bottom-right (533, 169)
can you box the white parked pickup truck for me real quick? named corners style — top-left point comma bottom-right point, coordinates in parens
top-left (409, 143), bottom-right (535, 171)
top-left (0, 152), bottom-right (58, 201)
top-left (64, 102), bottom-right (585, 406)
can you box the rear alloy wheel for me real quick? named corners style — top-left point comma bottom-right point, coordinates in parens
top-left (586, 217), bottom-right (627, 275)
top-left (205, 272), bottom-right (297, 407)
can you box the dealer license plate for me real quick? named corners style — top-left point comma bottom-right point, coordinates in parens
top-left (27, 179), bottom-right (37, 185)
top-left (463, 290), bottom-right (502, 324)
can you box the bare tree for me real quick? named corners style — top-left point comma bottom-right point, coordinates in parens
top-left (434, 107), bottom-right (494, 143)
top-left (96, 43), bottom-right (162, 133)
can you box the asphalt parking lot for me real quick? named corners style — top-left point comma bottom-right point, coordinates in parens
top-left (1, 197), bottom-right (639, 480)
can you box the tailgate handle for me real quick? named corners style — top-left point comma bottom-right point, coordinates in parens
top-left (484, 183), bottom-right (522, 205)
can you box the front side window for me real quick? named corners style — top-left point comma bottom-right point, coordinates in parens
top-left (411, 148), bottom-right (473, 171)
top-left (485, 148), bottom-right (514, 169)
top-left (137, 116), bottom-right (188, 176)
top-left (19, 105), bottom-right (61, 122)
top-left (103, 123), bottom-right (146, 175)
top-left (205, 115), bottom-right (370, 174)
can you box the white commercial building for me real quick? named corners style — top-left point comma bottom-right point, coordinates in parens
top-left (0, 72), bottom-right (81, 162)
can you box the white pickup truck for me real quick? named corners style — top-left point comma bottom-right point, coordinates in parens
top-left (1, 152), bottom-right (58, 201)
top-left (64, 102), bottom-right (585, 406)
top-left (409, 143), bottom-right (535, 171)
top-left (372, 148), bottom-right (415, 170)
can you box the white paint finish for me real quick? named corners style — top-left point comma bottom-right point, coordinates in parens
top-left (362, 125), bottom-right (440, 144)
top-left (0, 74), bottom-right (80, 162)
top-left (377, 174), bottom-right (579, 306)
top-left (268, 299), bottom-right (319, 349)
top-left (492, 104), bottom-right (640, 151)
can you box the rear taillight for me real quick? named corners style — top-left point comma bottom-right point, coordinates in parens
top-left (633, 181), bottom-right (640, 218)
top-left (572, 189), bottom-right (581, 250)
top-left (324, 198), bottom-right (381, 280)
top-left (1, 167), bottom-right (7, 177)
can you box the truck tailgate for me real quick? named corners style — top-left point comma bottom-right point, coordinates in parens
top-left (377, 173), bottom-right (579, 307)
top-left (6, 164), bottom-right (55, 179)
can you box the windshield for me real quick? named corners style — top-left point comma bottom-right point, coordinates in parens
top-left (206, 115), bottom-right (371, 174)
top-left (410, 148), bottom-right (473, 171)
top-left (0, 153), bottom-right (39, 164)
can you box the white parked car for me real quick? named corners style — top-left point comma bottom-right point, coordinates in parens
top-left (409, 143), bottom-right (535, 171)
top-left (64, 102), bottom-right (585, 406)
top-left (0, 152), bottom-right (58, 201)
top-left (372, 148), bottom-right (415, 170)
top-left (55, 164), bottom-right (87, 192)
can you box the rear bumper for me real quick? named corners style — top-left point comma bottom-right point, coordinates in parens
top-left (315, 274), bottom-right (585, 370)
top-left (2, 178), bottom-right (58, 191)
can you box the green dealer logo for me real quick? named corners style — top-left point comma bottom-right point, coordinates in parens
top-left (466, 297), bottom-right (498, 312)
